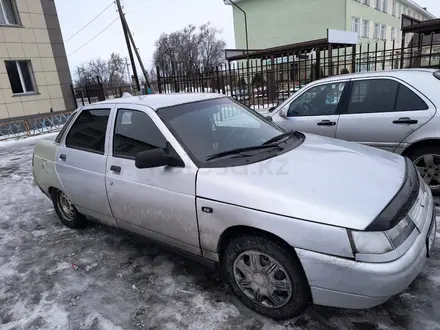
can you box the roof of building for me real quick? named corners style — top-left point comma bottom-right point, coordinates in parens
top-left (96, 93), bottom-right (226, 110)
top-left (402, 16), bottom-right (440, 34)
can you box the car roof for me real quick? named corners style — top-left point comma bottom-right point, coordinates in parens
top-left (314, 68), bottom-right (438, 84)
top-left (95, 93), bottom-right (226, 110)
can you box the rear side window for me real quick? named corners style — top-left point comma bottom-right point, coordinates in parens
top-left (395, 84), bottom-right (428, 111)
top-left (55, 112), bottom-right (76, 143)
top-left (347, 79), bottom-right (398, 114)
top-left (113, 109), bottom-right (166, 159)
top-left (66, 109), bottom-right (110, 154)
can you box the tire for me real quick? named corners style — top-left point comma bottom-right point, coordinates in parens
top-left (221, 235), bottom-right (310, 320)
top-left (51, 189), bottom-right (86, 229)
top-left (407, 145), bottom-right (440, 195)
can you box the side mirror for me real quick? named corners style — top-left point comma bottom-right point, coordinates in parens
top-left (279, 106), bottom-right (288, 118)
top-left (265, 115), bottom-right (273, 122)
top-left (135, 144), bottom-right (184, 169)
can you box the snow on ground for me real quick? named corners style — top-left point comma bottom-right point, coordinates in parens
top-left (1, 135), bottom-right (440, 329)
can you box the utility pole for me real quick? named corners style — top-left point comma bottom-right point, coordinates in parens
top-left (120, 13), bottom-right (151, 89)
top-left (125, 57), bottom-right (131, 84)
top-left (115, 0), bottom-right (140, 92)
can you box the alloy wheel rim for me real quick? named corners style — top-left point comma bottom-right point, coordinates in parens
top-left (233, 250), bottom-right (292, 309)
top-left (58, 191), bottom-right (74, 221)
top-left (414, 154), bottom-right (440, 189)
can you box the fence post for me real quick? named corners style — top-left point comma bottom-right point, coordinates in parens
top-left (215, 66), bottom-right (221, 94)
top-left (156, 66), bottom-right (162, 94)
top-left (70, 84), bottom-right (78, 109)
top-left (97, 76), bottom-right (105, 101)
top-left (351, 45), bottom-right (356, 74)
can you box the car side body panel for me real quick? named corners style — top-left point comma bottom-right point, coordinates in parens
top-left (196, 198), bottom-right (354, 262)
top-left (33, 139), bottom-right (63, 197)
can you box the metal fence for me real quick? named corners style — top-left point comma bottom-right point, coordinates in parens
top-left (0, 111), bottom-right (72, 141)
top-left (155, 38), bottom-right (440, 110)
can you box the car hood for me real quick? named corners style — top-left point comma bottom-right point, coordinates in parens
top-left (196, 133), bottom-right (406, 230)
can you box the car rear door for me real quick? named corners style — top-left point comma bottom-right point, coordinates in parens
top-left (273, 80), bottom-right (349, 138)
top-left (336, 77), bottom-right (436, 152)
top-left (105, 104), bottom-right (201, 255)
top-left (55, 104), bottom-right (118, 227)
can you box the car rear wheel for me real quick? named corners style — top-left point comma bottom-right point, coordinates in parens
top-left (408, 146), bottom-right (440, 195)
top-left (52, 189), bottom-right (86, 228)
top-left (221, 235), bottom-right (310, 320)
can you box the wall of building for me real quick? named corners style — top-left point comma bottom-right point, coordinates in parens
top-left (232, 0), bottom-right (346, 50)
top-left (0, 0), bottom-right (74, 121)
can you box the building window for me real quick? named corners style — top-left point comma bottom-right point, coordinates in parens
top-left (4, 61), bottom-right (37, 94)
top-left (380, 24), bottom-right (387, 40)
top-left (391, 27), bottom-right (397, 40)
top-left (392, 1), bottom-right (396, 16)
top-left (398, 3), bottom-right (402, 18)
top-left (362, 19), bottom-right (370, 38)
top-left (381, 0), bottom-right (387, 13)
top-left (374, 23), bottom-right (380, 39)
top-left (408, 9), bottom-right (412, 17)
top-left (362, 0), bottom-right (370, 5)
top-left (352, 17), bottom-right (360, 35)
top-left (0, 0), bottom-right (19, 25)
top-left (375, 0), bottom-right (381, 10)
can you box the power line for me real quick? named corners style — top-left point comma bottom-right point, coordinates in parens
top-left (67, 17), bottom-right (119, 57)
top-left (65, 2), bottom-right (114, 43)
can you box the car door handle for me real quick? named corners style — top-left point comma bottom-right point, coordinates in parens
top-left (393, 117), bottom-right (418, 125)
top-left (59, 154), bottom-right (66, 161)
top-left (317, 120), bottom-right (336, 126)
top-left (110, 165), bottom-right (121, 174)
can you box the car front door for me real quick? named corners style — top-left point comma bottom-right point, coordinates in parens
top-left (336, 77), bottom-right (436, 152)
top-left (105, 104), bottom-right (200, 255)
top-left (56, 105), bottom-right (117, 227)
top-left (272, 81), bottom-right (349, 138)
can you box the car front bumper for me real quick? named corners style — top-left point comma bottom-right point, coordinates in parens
top-left (296, 186), bottom-right (437, 309)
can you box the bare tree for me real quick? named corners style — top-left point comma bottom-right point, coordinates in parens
top-left (153, 22), bottom-right (226, 72)
top-left (75, 53), bottom-right (127, 87)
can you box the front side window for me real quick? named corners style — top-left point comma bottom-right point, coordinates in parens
top-left (347, 79), bottom-right (398, 114)
top-left (113, 109), bottom-right (167, 159)
top-left (55, 111), bottom-right (77, 144)
top-left (157, 98), bottom-right (289, 166)
top-left (0, 0), bottom-right (19, 25)
top-left (66, 109), bottom-right (110, 154)
top-left (287, 82), bottom-right (347, 117)
top-left (5, 60), bottom-right (36, 94)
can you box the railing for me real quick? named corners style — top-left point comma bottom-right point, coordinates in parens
top-left (0, 112), bottom-right (72, 141)
top-left (155, 38), bottom-right (440, 110)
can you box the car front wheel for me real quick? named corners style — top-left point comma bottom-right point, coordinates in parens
top-left (221, 235), bottom-right (310, 320)
top-left (52, 189), bottom-right (86, 229)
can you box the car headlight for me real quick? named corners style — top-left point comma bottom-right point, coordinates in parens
top-left (349, 216), bottom-right (416, 254)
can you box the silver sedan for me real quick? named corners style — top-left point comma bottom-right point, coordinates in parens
top-left (33, 94), bottom-right (436, 319)
top-left (269, 69), bottom-right (440, 194)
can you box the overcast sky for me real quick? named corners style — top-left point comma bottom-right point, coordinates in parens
top-left (56, 0), bottom-right (440, 78)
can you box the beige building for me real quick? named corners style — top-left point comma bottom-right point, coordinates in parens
top-left (0, 0), bottom-right (74, 120)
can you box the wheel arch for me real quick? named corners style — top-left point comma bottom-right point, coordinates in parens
top-left (402, 138), bottom-right (440, 157)
top-left (217, 225), bottom-right (301, 264)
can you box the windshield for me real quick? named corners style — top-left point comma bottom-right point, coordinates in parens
top-left (157, 97), bottom-right (297, 166)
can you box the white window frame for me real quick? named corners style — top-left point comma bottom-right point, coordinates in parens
top-left (375, 0), bottom-right (381, 10)
top-left (391, 27), bottom-right (397, 40)
top-left (374, 23), bottom-right (380, 39)
top-left (398, 3), bottom-right (402, 18)
top-left (362, 0), bottom-right (370, 5)
top-left (380, 24), bottom-right (387, 40)
top-left (392, 1), bottom-right (396, 16)
top-left (5, 60), bottom-right (37, 94)
top-left (381, 0), bottom-right (387, 13)
top-left (0, 0), bottom-right (19, 26)
top-left (361, 19), bottom-right (370, 38)
top-left (352, 17), bottom-right (360, 35)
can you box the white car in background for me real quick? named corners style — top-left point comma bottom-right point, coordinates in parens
top-left (269, 69), bottom-right (440, 194)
